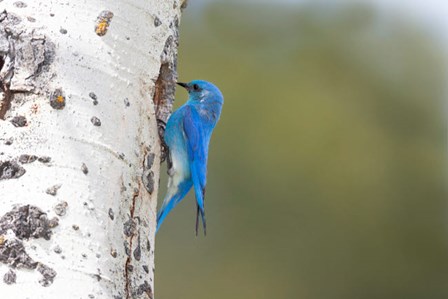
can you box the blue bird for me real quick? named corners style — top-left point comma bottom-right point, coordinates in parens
top-left (156, 80), bottom-right (224, 235)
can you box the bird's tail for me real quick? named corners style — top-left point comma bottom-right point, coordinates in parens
top-left (156, 181), bottom-right (192, 234)
top-left (195, 205), bottom-right (206, 236)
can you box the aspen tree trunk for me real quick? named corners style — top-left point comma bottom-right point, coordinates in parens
top-left (0, 0), bottom-right (182, 298)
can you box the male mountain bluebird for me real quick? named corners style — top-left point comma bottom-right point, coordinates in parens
top-left (156, 80), bottom-right (224, 235)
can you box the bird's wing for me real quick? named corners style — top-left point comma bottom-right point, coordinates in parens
top-left (183, 106), bottom-right (208, 235)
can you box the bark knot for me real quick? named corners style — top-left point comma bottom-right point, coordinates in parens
top-left (0, 205), bottom-right (58, 286)
top-left (0, 10), bottom-right (55, 119)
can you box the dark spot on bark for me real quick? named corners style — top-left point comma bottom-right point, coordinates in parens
top-left (146, 239), bottom-right (151, 252)
top-left (45, 184), bottom-right (61, 196)
top-left (133, 235), bottom-right (141, 261)
top-left (0, 160), bottom-right (26, 180)
top-left (163, 36), bottom-right (175, 58)
top-left (81, 163), bottom-right (88, 175)
top-left (32, 34), bottom-right (56, 78)
top-left (123, 218), bottom-right (135, 237)
top-left (108, 208), bottom-right (114, 220)
top-left (4, 138), bottom-right (13, 145)
top-left (82, 253), bottom-right (87, 258)
top-left (89, 92), bottom-right (98, 105)
top-left (88, 294), bottom-right (95, 299)
top-left (53, 245), bottom-right (62, 254)
top-left (3, 269), bottom-right (16, 284)
top-left (0, 234), bottom-right (57, 286)
top-left (0, 238), bottom-right (37, 269)
top-left (145, 153), bottom-right (155, 169)
top-left (91, 116), bottom-right (101, 126)
top-left (126, 264), bottom-right (133, 272)
top-left (135, 281), bottom-right (153, 298)
top-left (142, 265), bottom-right (149, 274)
top-left (1, 10), bottom-right (21, 26)
top-left (0, 205), bottom-right (59, 240)
top-left (13, 1), bottom-right (27, 8)
top-left (27, 16), bottom-right (36, 22)
top-left (59, 28), bottom-right (67, 34)
top-left (142, 170), bottom-right (154, 194)
top-left (110, 248), bottom-right (117, 258)
top-left (10, 115), bottom-right (27, 127)
top-left (174, 16), bottom-right (179, 29)
top-left (1, 81), bottom-right (12, 120)
top-left (38, 156), bottom-right (51, 163)
top-left (54, 201), bottom-right (68, 216)
top-left (118, 153), bottom-right (125, 160)
top-left (124, 98), bottom-right (130, 107)
top-left (154, 16), bottom-right (162, 27)
top-left (72, 224), bottom-right (79, 230)
top-left (37, 263), bottom-right (56, 287)
top-left (124, 241), bottom-right (130, 257)
top-left (94, 269), bottom-right (101, 281)
top-left (18, 154), bottom-right (38, 164)
top-left (50, 89), bottom-right (65, 110)
top-left (50, 13), bottom-right (55, 17)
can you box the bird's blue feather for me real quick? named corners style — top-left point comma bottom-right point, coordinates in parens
top-left (183, 106), bottom-right (207, 206)
top-left (183, 106), bottom-right (208, 233)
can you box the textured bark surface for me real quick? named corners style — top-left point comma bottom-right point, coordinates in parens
top-left (0, 1), bottom-right (181, 298)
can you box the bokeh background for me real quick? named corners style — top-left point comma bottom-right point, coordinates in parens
top-left (156, 1), bottom-right (448, 298)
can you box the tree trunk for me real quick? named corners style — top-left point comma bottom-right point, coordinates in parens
top-left (0, 1), bottom-right (182, 298)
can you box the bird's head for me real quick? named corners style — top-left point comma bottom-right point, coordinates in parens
top-left (177, 80), bottom-right (223, 104)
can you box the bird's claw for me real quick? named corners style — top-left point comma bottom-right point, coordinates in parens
top-left (157, 119), bottom-right (169, 163)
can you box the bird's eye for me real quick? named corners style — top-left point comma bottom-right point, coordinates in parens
top-left (192, 84), bottom-right (200, 91)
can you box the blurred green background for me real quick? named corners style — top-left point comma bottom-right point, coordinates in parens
top-left (156, 1), bottom-right (448, 298)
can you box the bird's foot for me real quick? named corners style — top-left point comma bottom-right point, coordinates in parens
top-left (157, 119), bottom-right (169, 163)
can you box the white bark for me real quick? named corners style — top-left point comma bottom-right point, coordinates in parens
top-left (0, 0), bottom-right (182, 298)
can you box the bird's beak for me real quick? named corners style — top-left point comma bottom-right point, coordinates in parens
top-left (177, 82), bottom-right (188, 90)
